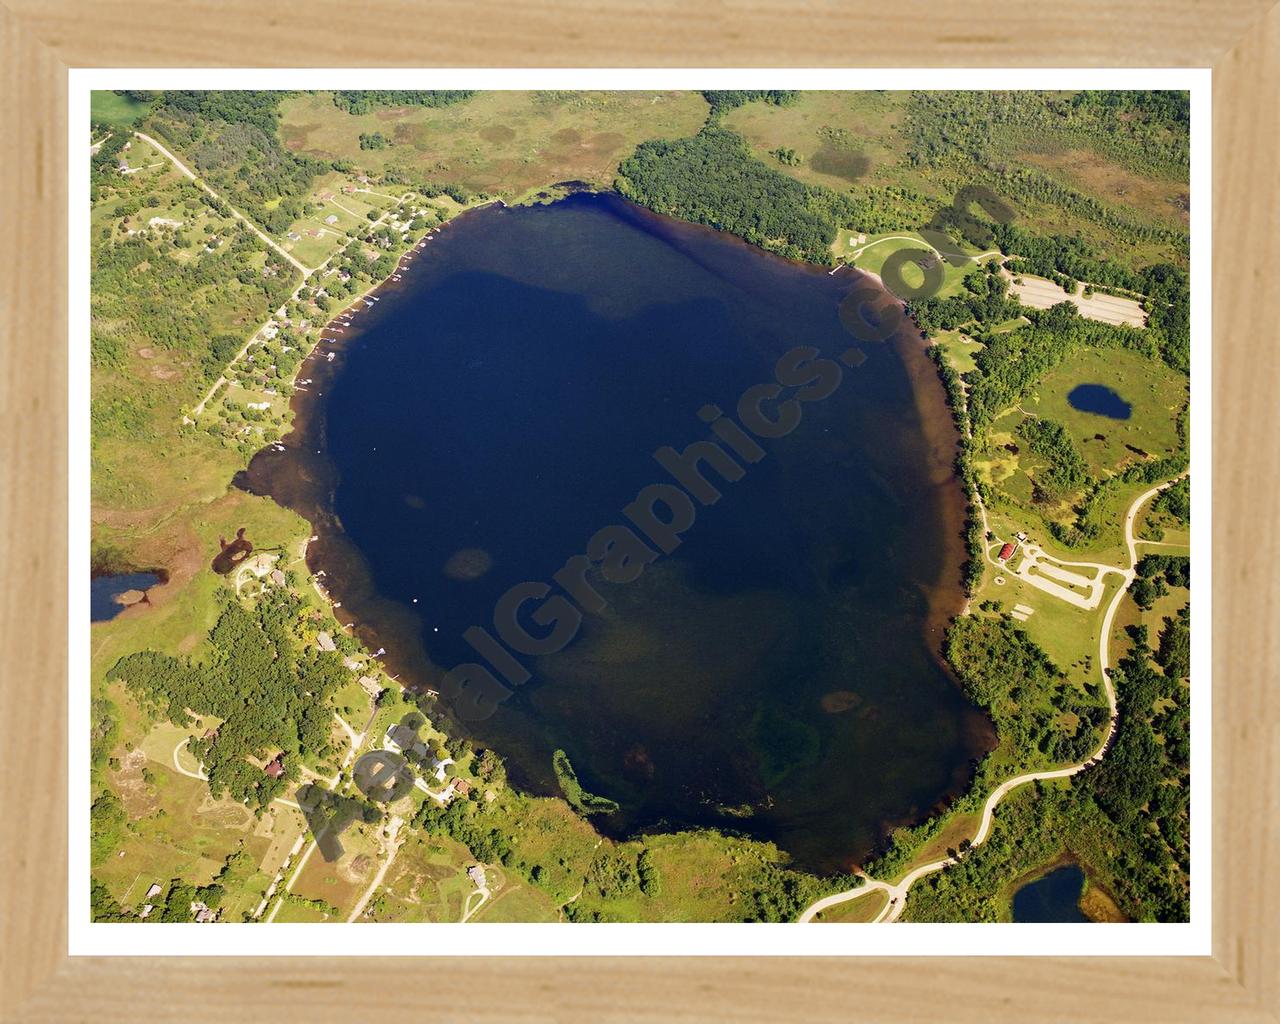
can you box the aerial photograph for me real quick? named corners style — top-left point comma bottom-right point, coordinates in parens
top-left (87, 88), bottom-right (1191, 926)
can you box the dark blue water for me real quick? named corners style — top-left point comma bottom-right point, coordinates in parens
top-left (244, 193), bottom-right (991, 872)
top-left (1012, 864), bottom-right (1089, 922)
top-left (1067, 384), bottom-right (1132, 419)
top-left (91, 572), bottom-right (161, 622)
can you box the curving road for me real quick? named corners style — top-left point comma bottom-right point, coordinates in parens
top-left (847, 234), bottom-right (1002, 264)
top-left (799, 478), bottom-right (1181, 923)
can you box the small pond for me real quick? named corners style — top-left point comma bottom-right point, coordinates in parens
top-left (1012, 864), bottom-right (1090, 922)
top-left (91, 571), bottom-right (162, 622)
top-left (1067, 383), bottom-right (1132, 420)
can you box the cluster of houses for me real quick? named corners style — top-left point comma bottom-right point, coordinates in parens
top-left (137, 882), bottom-right (219, 922)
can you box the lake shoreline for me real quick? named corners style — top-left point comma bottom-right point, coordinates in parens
top-left (235, 190), bottom-right (992, 873)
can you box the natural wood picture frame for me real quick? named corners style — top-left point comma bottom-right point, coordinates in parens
top-left (1, 3), bottom-right (1276, 1019)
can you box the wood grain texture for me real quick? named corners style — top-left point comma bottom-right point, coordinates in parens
top-left (1212, 6), bottom-right (1280, 1016)
top-left (0, 0), bottom-right (1277, 1020)
top-left (2, 0), bottom-right (1278, 67)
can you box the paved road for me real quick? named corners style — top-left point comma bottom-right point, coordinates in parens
top-left (847, 234), bottom-right (1002, 264)
top-left (798, 478), bottom-right (1180, 923)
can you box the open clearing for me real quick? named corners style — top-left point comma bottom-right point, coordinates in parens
top-left (279, 91), bottom-right (709, 200)
top-left (1004, 271), bottom-right (1147, 327)
top-left (91, 90), bottom-right (151, 128)
top-left (1019, 146), bottom-right (1190, 230)
top-left (1033, 347), bottom-right (1188, 474)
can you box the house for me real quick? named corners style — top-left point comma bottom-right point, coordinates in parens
top-left (270, 569), bottom-right (286, 587)
top-left (140, 904), bottom-right (154, 919)
top-left (287, 231), bottom-right (302, 242)
top-left (453, 778), bottom-right (472, 797)
top-left (997, 542), bottom-right (1017, 562)
top-left (325, 214), bottom-right (339, 225)
top-left (358, 675), bottom-right (382, 699)
top-left (202, 728), bottom-right (217, 741)
top-left (264, 754), bottom-right (285, 779)
top-left (144, 883), bottom-right (163, 901)
top-left (316, 631), bottom-right (337, 652)
top-left (467, 864), bottom-right (486, 887)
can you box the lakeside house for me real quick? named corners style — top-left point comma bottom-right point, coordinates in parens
top-left (316, 631), bottom-right (337, 652)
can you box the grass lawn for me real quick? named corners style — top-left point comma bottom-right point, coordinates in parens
top-left (291, 818), bottom-right (383, 917)
top-left (934, 330), bottom-right (985, 374)
top-left (972, 562), bottom-right (1124, 690)
top-left (92, 91), bottom-right (152, 128)
top-left (834, 230), bottom-right (986, 300)
top-left (813, 889), bottom-right (889, 923)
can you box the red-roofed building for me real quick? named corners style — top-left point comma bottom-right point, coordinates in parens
top-left (264, 754), bottom-right (285, 779)
top-left (997, 542), bottom-right (1017, 562)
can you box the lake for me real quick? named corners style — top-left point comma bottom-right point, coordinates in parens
top-left (91, 571), bottom-right (162, 622)
top-left (1067, 383), bottom-right (1132, 420)
top-left (240, 192), bottom-right (992, 873)
top-left (1012, 864), bottom-right (1090, 922)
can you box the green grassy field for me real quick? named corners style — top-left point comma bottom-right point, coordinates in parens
top-left (279, 91), bottom-right (710, 200)
top-left (724, 91), bottom-right (1188, 275)
top-left (813, 889), bottom-right (888, 923)
top-left (834, 230), bottom-right (987, 299)
top-left (972, 344), bottom-right (1187, 564)
top-left (933, 330), bottom-right (986, 374)
top-left (1032, 347), bottom-right (1189, 474)
top-left (91, 91), bottom-right (153, 128)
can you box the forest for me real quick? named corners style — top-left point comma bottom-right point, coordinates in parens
top-left (904, 90), bottom-right (1190, 180)
top-left (616, 127), bottom-right (858, 262)
top-left (330, 90), bottom-right (476, 114)
top-left (105, 588), bottom-right (347, 811)
top-left (945, 616), bottom-right (1109, 767)
top-left (1018, 417), bottom-right (1090, 500)
top-left (700, 90), bottom-right (799, 116)
top-left (144, 91), bottom-right (331, 236)
top-left (899, 613), bottom-right (1189, 922)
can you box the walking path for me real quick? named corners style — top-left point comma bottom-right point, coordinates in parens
top-left (798, 478), bottom-right (1180, 923)
top-left (347, 815), bottom-right (405, 922)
